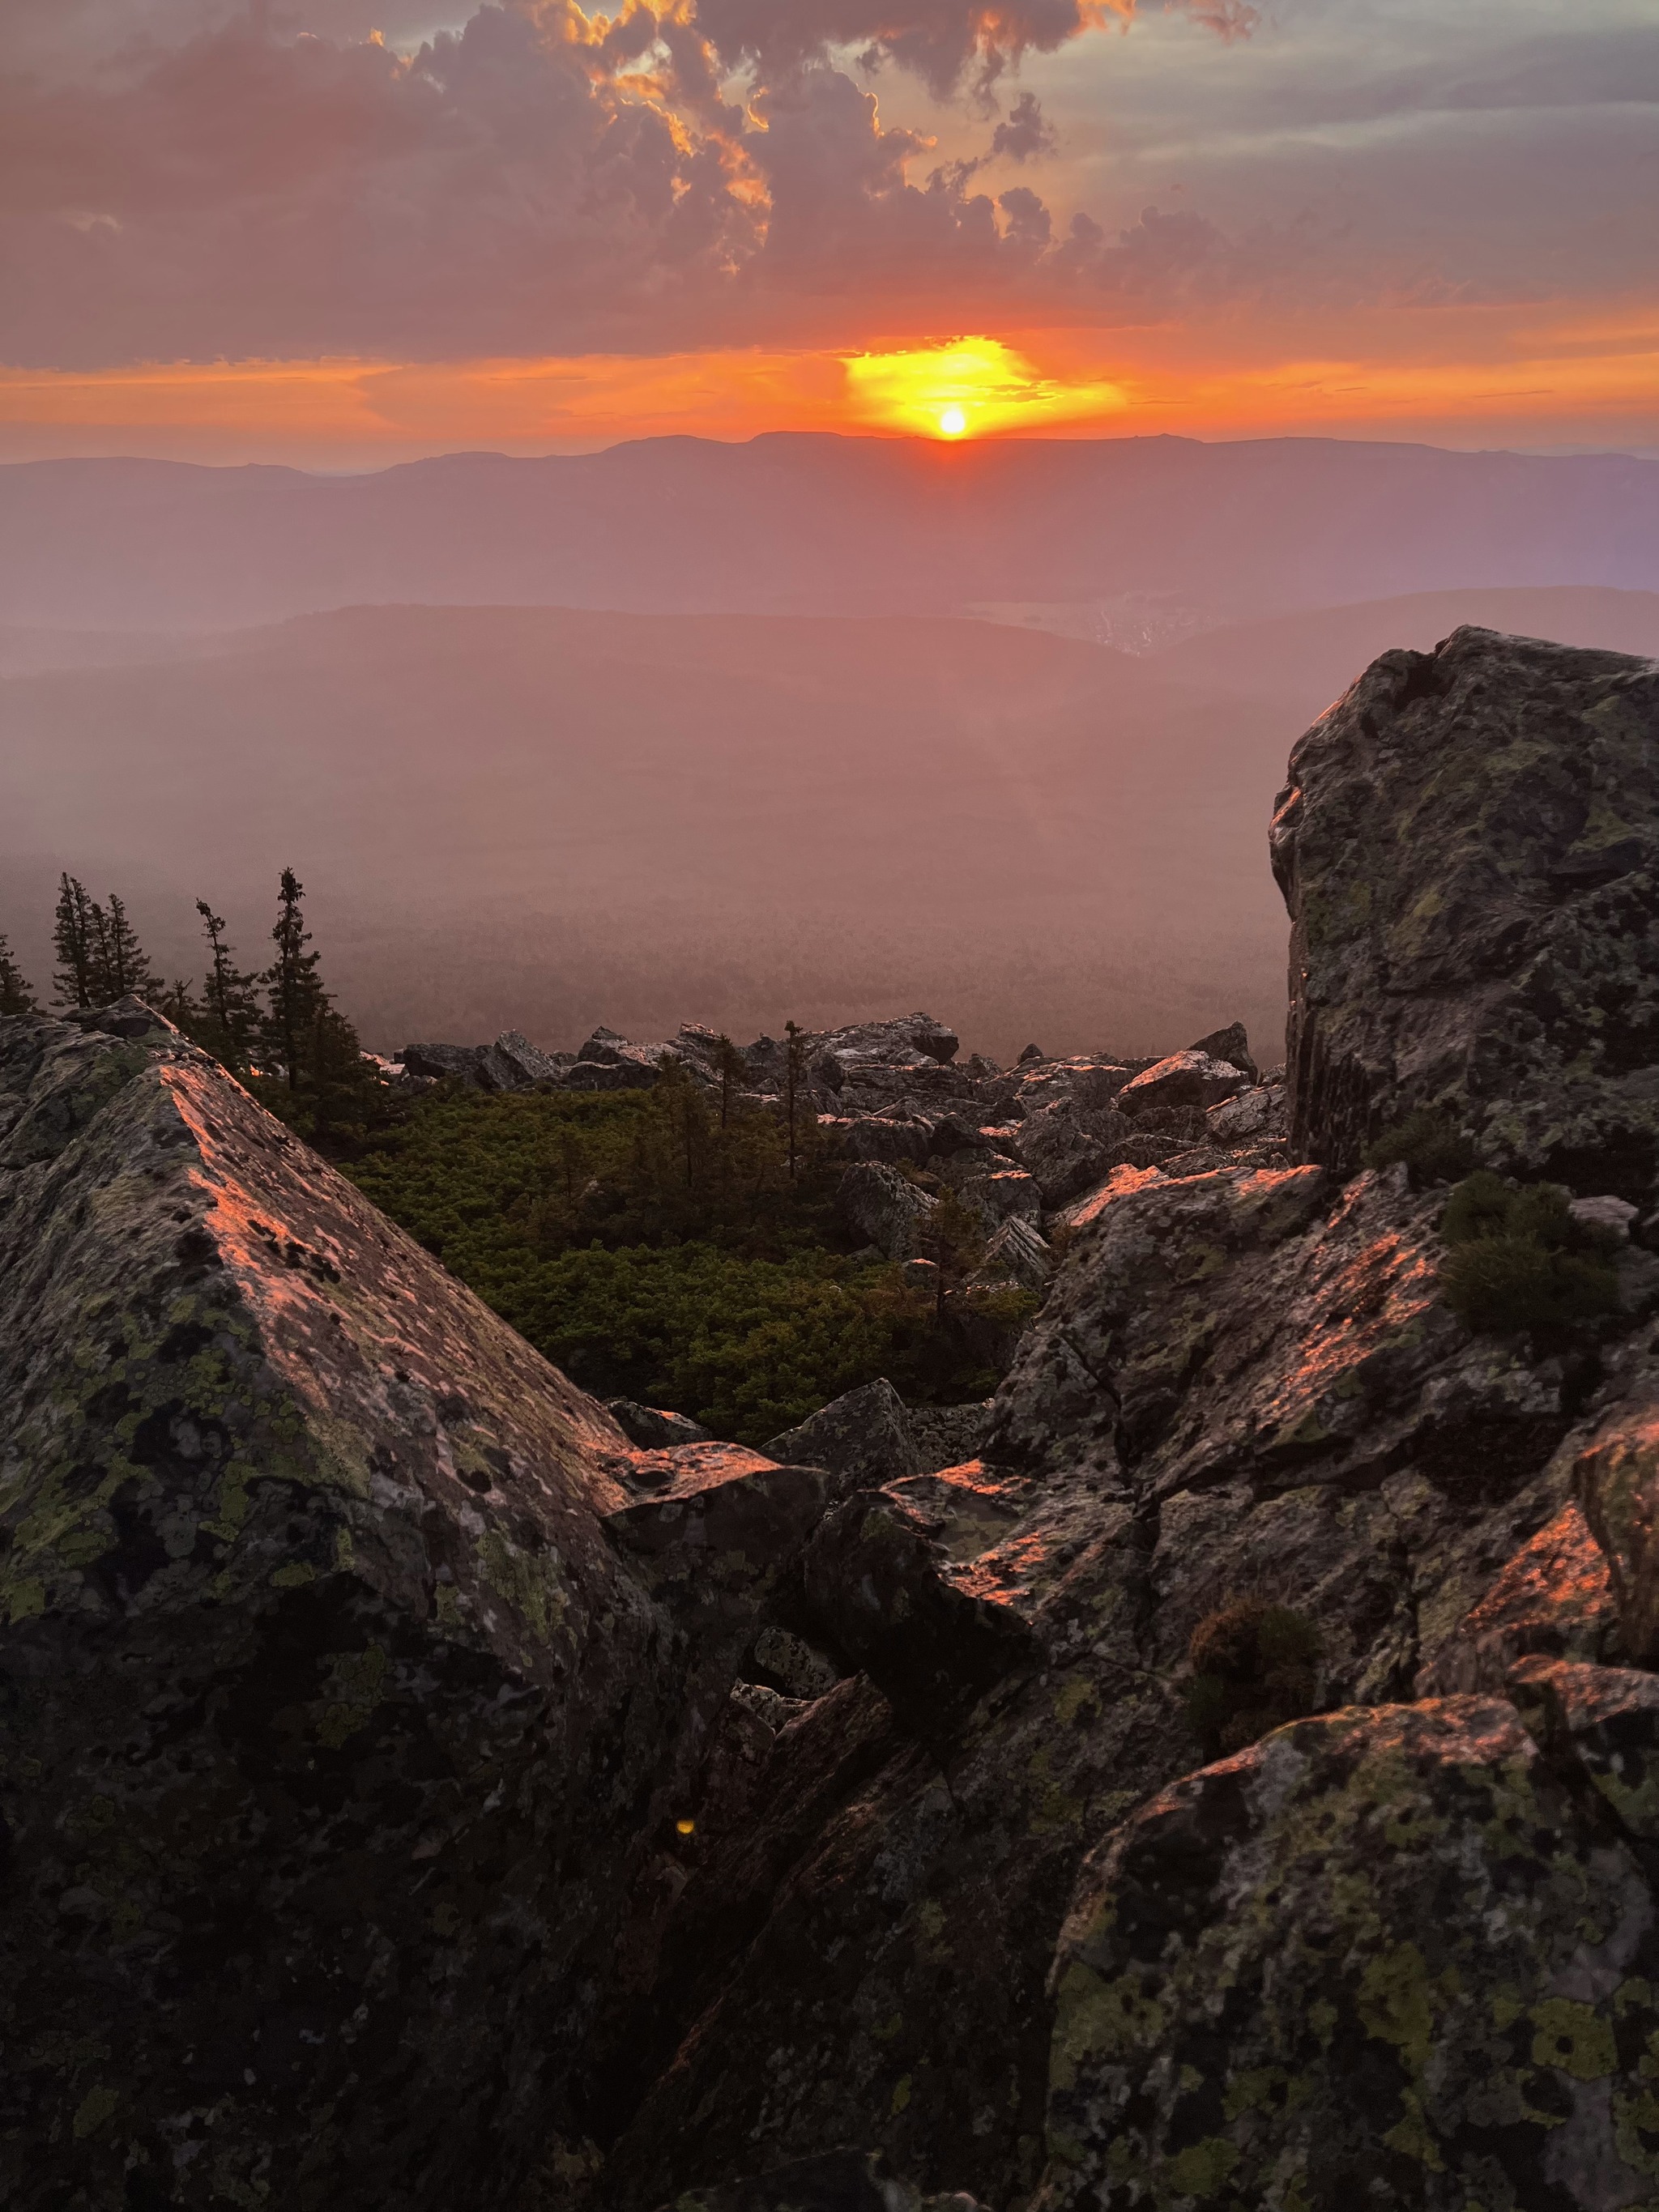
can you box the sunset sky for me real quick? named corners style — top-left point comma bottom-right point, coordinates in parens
top-left (2, 0), bottom-right (1655, 467)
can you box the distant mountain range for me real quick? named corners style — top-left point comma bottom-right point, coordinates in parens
top-left (2, 433), bottom-right (1657, 633)
top-left (3, 585), bottom-right (1655, 1060)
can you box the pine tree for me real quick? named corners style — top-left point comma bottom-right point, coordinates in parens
top-left (260, 868), bottom-right (325, 1090)
top-left (783, 1019), bottom-right (810, 1178)
top-left (95, 893), bottom-right (160, 1003)
top-left (194, 901), bottom-right (262, 1073)
top-left (157, 977), bottom-right (203, 1034)
top-left (0, 933), bottom-right (39, 1015)
top-left (714, 1034), bottom-right (748, 1131)
top-left (254, 867), bottom-right (381, 1144)
top-left (52, 874), bottom-right (99, 1008)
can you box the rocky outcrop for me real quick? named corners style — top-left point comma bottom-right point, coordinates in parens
top-left (1043, 1694), bottom-right (1659, 2210)
top-left (0, 1003), bottom-right (676, 2210)
top-left (835, 1160), bottom-right (938, 1259)
top-left (606, 1399), bottom-right (714, 1448)
top-left (1276, 625), bottom-right (1659, 1195)
top-left (402, 1027), bottom-right (570, 1089)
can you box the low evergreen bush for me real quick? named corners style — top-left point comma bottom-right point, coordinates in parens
top-left (1362, 1107), bottom-right (1475, 1184)
top-left (1439, 1168), bottom-right (1619, 1334)
top-left (1183, 1599), bottom-right (1322, 1760)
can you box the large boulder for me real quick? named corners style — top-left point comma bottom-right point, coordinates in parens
top-left (1115, 1049), bottom-right (1250, 1119)
top-left (835, 1161), bottom-right (938, 1259)
top-left (0, 1005), bottom-right (677, 2211)
top-left (1275, 625), bottom-right (1659, 1194)
top-left (400, 1028), bottom-right (565, 1090)
top-left (1043, 1695), bottom-right (1659, 2212)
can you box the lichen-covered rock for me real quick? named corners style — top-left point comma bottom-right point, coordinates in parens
top-left (1275, 625), bottom-right (1659, 1194)
top-left (0, 1008), bottom-right (679, 2211)
top-left (1115, 1051), bottom-right (1250, 1118)
top-left (1205, 1080), bottom-right (1285, 1147)
top-left (608, 1399), bottom-right (715, 1449)
top-left (974, 1215), bottom-right (1053, 1294)
top-left (1576, 1394), bottom-right (1659, 1661)
top-left (763, 1379), bottom-right (923, 1485)
top-left (1507, 1655), bottom-right (1659, 1841)
top-left (1007, 1102), bottom-right (1113, 1208)
top-left (835, 1161), bottom-right (939, 1259)
top-left (1043, 1698), bottom-right (1659, 2212)
top-left (802, 1491), bottom-right (1037, 1737)
top-left (657, 2147), bottom-right (990, 2212)
top-left (1415, 1499), bottom-right (1620, 1694)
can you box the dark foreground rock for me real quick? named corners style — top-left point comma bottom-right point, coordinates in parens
top-left (0, 1005), bottom-right (674, 2210)
top-left (1043, 1694), bottom-right (1659, 2211)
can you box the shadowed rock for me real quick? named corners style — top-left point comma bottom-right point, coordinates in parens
top-left (1043, 1697), bottom-right (1659, 2211)
top-left (0, 1005), bottom-right (673, 2211)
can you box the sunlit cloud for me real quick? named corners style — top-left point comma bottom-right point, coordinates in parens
top-left (841, 338), bottom-right (1125, 437)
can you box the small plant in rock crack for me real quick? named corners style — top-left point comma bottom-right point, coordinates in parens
top-left (1363, 1106), bottom-right (1476, 1186)
top-left (1439, 1169), bottom-right (1619, 1335)
top-left (1183, 1600), bottom-right (1323, 1761)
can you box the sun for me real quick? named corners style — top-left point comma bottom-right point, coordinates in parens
top-left (841, 338), bottom-right (1125, 440)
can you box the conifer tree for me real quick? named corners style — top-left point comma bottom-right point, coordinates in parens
top-left (158, 978), bottom-right (203, 1033)
top-left (260, 867), bottom-right (326, 1090)
top-left (714, 1034), bottom-right (748, 1131)
top-left (52, 876), bottom-right (160, 1008)
top-left (254, 867), bottom-right (380, 1143)
top-left (0, 932), bottom-right (39, 1015)
top-left (51, 874), bottom-right (99, 1008)
top-left (94, 893), bottom-right (160, 1003)
top-left (194, 900), bottom-right (262, 1072)
top-left (783, 1019), bottom-right (810, 1178)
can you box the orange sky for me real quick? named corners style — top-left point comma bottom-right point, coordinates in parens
top-left (2, 309), bottom-right (1656, 467)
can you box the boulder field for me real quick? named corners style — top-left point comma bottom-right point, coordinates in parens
top-left (6, 626), bottom-right (1659, 2210)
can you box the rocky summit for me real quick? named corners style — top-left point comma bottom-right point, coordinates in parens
top-left (8, 624), bottom-right (1659, 2211)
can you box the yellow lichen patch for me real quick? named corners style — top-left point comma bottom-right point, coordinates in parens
top-left (1049, 1963), bottom-right (1164, 2093)
top-left (478, 1528), bottom-right (568, 1644)
top-left (1382, 2086), bottom-right (1446, 2172)
top-left (72, 2085), bottom-right (122, 2139)
top-left (1357, 1944), bottom-right (1437, 2073)
top-left (1055, 1677), bottom-right (1099, 1726)
top-left (1532, 1998), bottom-right (1618, 2082)
top-left (1163, 2136), bottom-right (1239, 2198)
top-left (315, 1643), bottom-right (389, 1750)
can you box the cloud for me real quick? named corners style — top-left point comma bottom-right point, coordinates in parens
top-left (690, 1), bottom-right (1124, 99)
top-left (990, 90), bottom-right (1056, 160)
top-left (0, 0), bottom-right (1154, 364)
top-left (23, 0), bottom-right (1531, 375)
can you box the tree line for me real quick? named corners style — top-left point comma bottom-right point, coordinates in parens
top-left (0, 870), bottom-right (381, 1140)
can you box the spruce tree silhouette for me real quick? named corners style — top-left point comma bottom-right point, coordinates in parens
top-left (50, 874), bottom-right (98, 1008)
top-left (195, 900), bottom-right (262, 1074)
top-left (0, 933), bottom-right (38, 1015)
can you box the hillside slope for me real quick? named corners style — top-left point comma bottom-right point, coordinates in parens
top-left (2, 433), bottom-right (1656, 632)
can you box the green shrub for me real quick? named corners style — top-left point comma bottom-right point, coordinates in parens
top-left (1363, 1107), bottom-right (1475, 1184)
top-left (342, 1089), bottom-right (1010, 1442)
top-left (1439, 1170), bottom-right (1618, 1334)
top-left (1183, 1600), bottom-right (1322, 1760)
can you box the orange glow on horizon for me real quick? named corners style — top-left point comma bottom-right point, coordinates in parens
top-left (841, 339), bottom-right (1124, 439)
top-left (0, 309), bottom-right (1653, 467)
